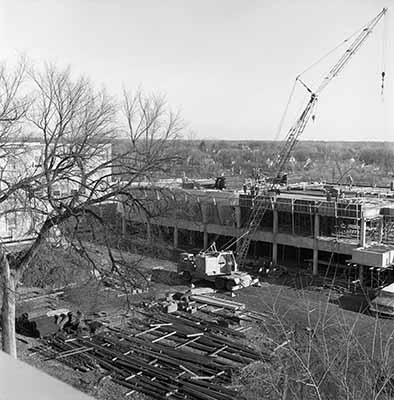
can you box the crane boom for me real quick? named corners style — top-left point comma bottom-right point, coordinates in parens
top-left (275, 94), bottom-right (317, 178)
top-left (316, 8), bottom-right (387, 95)
top-left (236, 8), bottom-right (387, 268)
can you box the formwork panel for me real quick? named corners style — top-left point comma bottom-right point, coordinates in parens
top-left (294, 212), bottom-right (314, 237)
top-left (217, 205), bottom-right (236, 227)
top-left (278, 211), bottom-right (292, 234)
top-left (205, 203), bottom-right (220, 225)
top-left (315, 201), bottom-right (336, 217)
top-left (276, 198), bottom-right (293, 213)
top-left (239, 195), bottom-right (273, 229)
top-left (294, 199), bottom-right (315, 214)
top-left (336, 202), bottom-right (362, 219)
top-left (175, 200), bottom-right (202, 221)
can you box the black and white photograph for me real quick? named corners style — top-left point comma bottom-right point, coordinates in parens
top-left (1, 1), bottom-right (394, 399)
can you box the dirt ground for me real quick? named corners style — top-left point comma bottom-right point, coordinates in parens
top-left (10, 244), bottom-right (394, 400)
top-left (14, 245), bottom-right (189, 400)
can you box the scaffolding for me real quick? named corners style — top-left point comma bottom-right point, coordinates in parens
top-left (239, 194), bottom-right (366, 242)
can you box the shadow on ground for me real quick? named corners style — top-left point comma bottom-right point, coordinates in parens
top-left (337, 293), bottom-right (372, 314)
top-left (258, 269), bottom-right (381, 316)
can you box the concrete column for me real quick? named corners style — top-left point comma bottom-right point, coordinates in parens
top-left (358, 265), bottom-right (364, 286)
top-left (201, 203), bottom-right (208, 250)
top-left (312, 249), bottom-right (319, 276)
top-left (173, 208), bottom-right (178, 248)
top-left (173, 226), bottom-right (178, 248)
top-left (313, 214), bottom-right (320, 276)
top-left (203, 230), bottom-right (209, 250)
top-left (272, 209), bottom-right (278, 265)
top-left (235, 206), bottom-right (241, 228)
top-left (360, 215), bottom-right (366, 247)
top-left (272, 243), bottom-right (278, 265)
top-left (235, 206), bottom-right (242, 253)
top-left (314, 213), bottom-right (320, 238)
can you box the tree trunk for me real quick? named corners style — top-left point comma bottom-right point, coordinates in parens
top-left (1, 254), bottom-right (17, 358)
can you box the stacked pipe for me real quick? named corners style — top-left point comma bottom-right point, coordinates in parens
top-left (38, 308), bottom-right (269, 399)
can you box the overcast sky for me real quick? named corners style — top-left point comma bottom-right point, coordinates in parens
top-left (0, 0), bottom-right (392, 141)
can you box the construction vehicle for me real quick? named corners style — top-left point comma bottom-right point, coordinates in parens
top-left (182, 176), bottom-right (226, 190)
top-left (235, 8), bottom-right (387, 269)
top-left (177, 9), bottom-right (387, 288)
top-left (370, 283), bottom-right (394, 317)
top-left (178, 243), bottom-right (253, 290)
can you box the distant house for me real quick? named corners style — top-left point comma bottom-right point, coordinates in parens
top-left (240, 144), bottom-right (251, 152)
top-left (289, 156), bottom-right (296, 165)
top-left (0, 139), bottom-right (112, 245)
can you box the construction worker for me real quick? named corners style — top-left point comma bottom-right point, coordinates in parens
top-left (56, 313), bottom-right (68, 332)
top-left (347, 174), bottom-right (353, 190)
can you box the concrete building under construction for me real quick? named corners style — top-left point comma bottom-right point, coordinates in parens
top-left (120, 181), bottom-right (394, 289)
top-left (110, 9), bottom-right (393, 291)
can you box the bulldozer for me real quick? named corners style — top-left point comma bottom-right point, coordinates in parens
top-left (178, 243), bottom-right (253, 291)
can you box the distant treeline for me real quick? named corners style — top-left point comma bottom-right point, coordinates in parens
top-left (113, 139), bottom-right (394, 186)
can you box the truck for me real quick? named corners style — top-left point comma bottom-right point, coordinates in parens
top-left (177, 243), bottom-right (253, 291)
top-left (369, 283), bottom-right (394, 317)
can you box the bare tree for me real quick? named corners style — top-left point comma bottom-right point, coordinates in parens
top-left (121, 90), bottom-right (183, 180)
top-left (0, 63), bottom-right (183, 357)
top-left (0, 59), bottom-right (32, 357)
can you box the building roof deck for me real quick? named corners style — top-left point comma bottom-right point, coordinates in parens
top-left (131, 179), bottom-right (394, 218)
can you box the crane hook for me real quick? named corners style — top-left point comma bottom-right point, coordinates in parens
top-left (381, 71), bottom-right (386, 96)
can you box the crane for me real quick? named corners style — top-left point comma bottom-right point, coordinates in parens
top-left (235, 8), bottom-right (388, 268)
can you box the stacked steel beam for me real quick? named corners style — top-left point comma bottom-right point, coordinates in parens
top-left (37, 308), bottom-right (269, 399)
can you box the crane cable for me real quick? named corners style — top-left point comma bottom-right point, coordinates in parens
top-left (274, 78), bottom-right (298, 141)
top-left (222, 229), bottom-right (250, 251)
top-left (276, 11), bottom-right (387, 157)
top-left (220, 10), bottom-right (388, 256)
top-left (297, 23), bottom-right (366, 88)
top-left (381, 11), bottom-right (388, 97)
top-left (274, 20), bottom-right (370, 143)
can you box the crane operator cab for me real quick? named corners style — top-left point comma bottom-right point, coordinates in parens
top-left (194, 250), bottom-right (238, 277)
top-left (178, 242), bottom-right (252, 290)
top-left (178, 242), bottom-right (239, 281)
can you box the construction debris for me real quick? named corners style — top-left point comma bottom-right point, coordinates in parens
top-left (18, 290), bottom-right (65, 303)
top-left (15, 313), bottom-right (40, 338)
top-left (189, 287), bottom-right (217, 295)
top-left (162, 301), bottom-right (178, 314)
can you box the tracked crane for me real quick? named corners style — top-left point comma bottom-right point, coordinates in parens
top-left (236, 7), bottom-right (388, 268)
